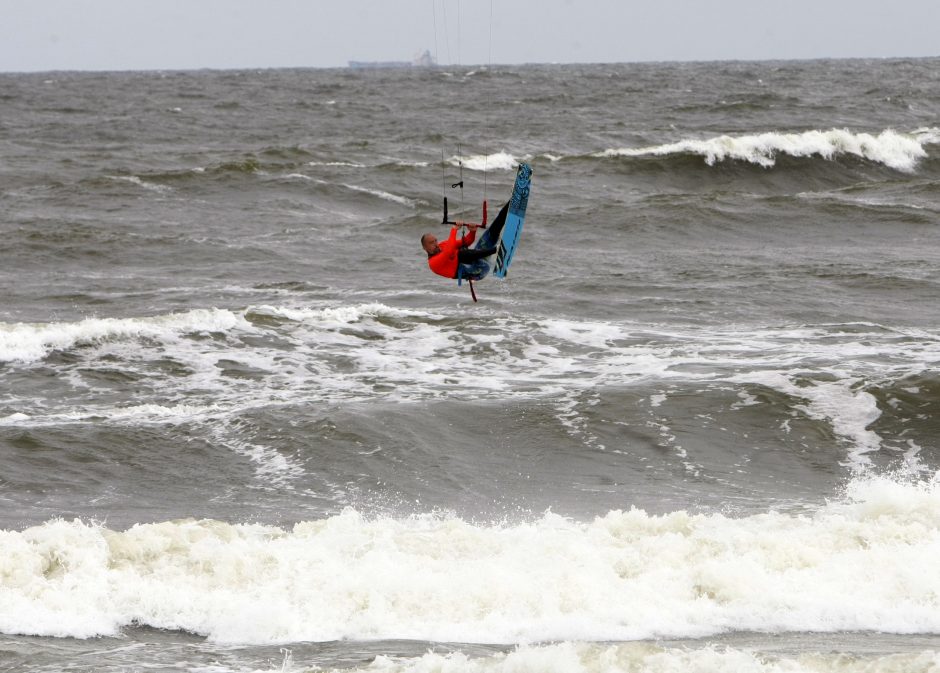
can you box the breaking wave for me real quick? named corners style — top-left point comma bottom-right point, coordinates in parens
top-left (0, 308), bottom-right (248, 364)
top-left (3, 306), bottom-right (940, 469)
top-left (1, 475), bottom-right (938, 643)
top-left (595, 128), bottom-right (936, 172)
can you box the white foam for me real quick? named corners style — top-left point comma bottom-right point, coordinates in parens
top-left (379, 157), bottom-right (430, 168)
top-left (913, 126), bottom-right (940, 144)
top-left (77, 403), bottom-right (223, 424)
top-left (307, 160), bottom-right (365, 168)
top-left (730, 391), bottom-right (760, 409)
top-left (347, 642), bottom-right (940, 673)
top-left (597, 129), bottom-right (930, 172)
top-left (451, 152), bottom-right (520, 171)
top-left (2, 475), bottom-right (938, 644)
top-left (204, 418), bottom-right (306, 488)
top-left (252, 302), bottom-right (436, 325)
top-left (6, 305), bottom-right (938, 466)
top-left (540, 319), bottom-right (628, 349)
top-left (107, 175), bottom-right (172, 192)
top-left (0, 308), bottom-right (249, 364)
top-left (729, 370), bottom-right (884, 464)
top-left (341, 183), bottom-right (418, 207)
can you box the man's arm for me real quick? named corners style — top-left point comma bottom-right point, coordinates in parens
top-left (457, 222), bottom-right (478, 247)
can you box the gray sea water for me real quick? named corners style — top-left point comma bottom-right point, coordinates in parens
top-left (1, 59), bottom-right (940, 672)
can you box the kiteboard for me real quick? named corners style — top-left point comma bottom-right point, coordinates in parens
top-left (457, 162), bottom-right (532, 282)
top-left (493, 162), bottom-right (532, 278)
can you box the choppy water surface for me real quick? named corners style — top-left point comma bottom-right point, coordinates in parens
top-left (1, 59), bottom-right (939, 672)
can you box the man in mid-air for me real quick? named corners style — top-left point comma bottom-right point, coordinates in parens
top-left (421, 202), bottom-right (508, 279)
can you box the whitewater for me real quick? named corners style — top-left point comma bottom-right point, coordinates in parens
top-left (3, 476), bottom-right (939, 645)
top-left (2, 58), bottom-right (940, 672)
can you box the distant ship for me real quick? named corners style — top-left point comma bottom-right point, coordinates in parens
top-left (348, 50), bottom-right (436, 69)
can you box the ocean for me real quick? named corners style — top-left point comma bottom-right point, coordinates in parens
top-left (1, 58), bottom-right (939, 672)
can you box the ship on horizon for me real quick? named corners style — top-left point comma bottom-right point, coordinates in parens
top-left (348, 49), bottom-right (435, 69)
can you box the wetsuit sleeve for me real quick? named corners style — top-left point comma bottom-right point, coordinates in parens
top-left (460, 228), bottom-right (476, 247)
top-left (428, 226), bottom-right (463, 278)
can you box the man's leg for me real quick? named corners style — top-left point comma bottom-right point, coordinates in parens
top-left (488, 202), bottom-right (509, 240)
top-left (458, 246), bottom-right (497, 264)
top-left (469, 202), bottom-right (509, 254)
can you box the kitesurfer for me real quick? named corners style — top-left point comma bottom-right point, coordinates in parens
top-left (421, 202), bottom-right (508, 279)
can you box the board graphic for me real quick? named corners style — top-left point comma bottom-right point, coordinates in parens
top-left (493, 162), bottom-right (532, 278)
top-left (456, 163), bottom-right (532, 283)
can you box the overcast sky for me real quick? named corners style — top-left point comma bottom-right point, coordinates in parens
top-left (1, 0), bottom-right (938, 72)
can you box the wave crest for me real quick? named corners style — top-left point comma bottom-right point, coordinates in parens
top-left (0, 308), bottom-right (248, 364)
top-left (449, 152), bottom-right (521, 171)
top-left (597, 128), bottom-right (932, 172)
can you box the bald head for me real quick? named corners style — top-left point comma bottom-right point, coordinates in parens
top-left (421, 232), bottom-right (440, 255)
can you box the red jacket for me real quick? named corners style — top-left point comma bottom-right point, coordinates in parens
top-left (428, 226), bottom-right (476, 279)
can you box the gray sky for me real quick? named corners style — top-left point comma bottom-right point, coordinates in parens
top-left (1, 0), bottom-right (938, 72)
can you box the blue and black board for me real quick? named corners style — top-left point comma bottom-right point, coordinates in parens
top-left (457, 162), bottom-right (532, 282)
top-left (493, 162), bottom-right (532, 278)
